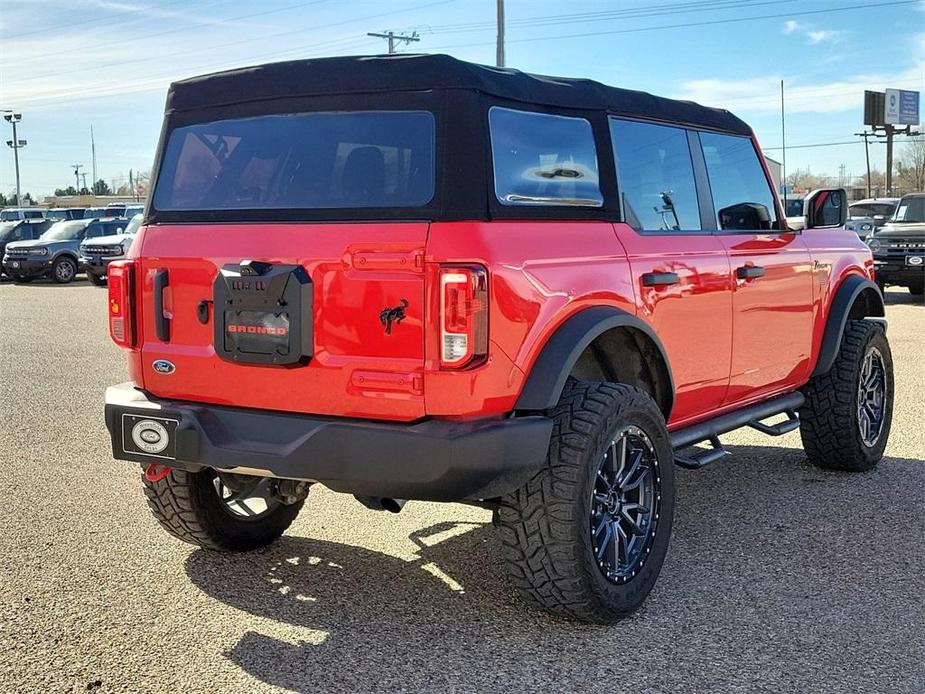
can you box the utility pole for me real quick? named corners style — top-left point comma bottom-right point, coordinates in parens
top-left (780, 80), bottom-right (786, 209)
top-left (855, 131), bottom-right (873, 197)
top-left (91, 124), bottom-right (97, 188)
top-left (3, 112), bottom-right (26, 205)
top-left (129, 169), bottom-right (135, 201)
top-left (80, 172), bottom-right (89, 193)
top-left (72, 164), bottom-right (83, 193)
top-left (496, 0), bottom-right (505, 67)
top-left (367, 30), bottom-right (419, 54)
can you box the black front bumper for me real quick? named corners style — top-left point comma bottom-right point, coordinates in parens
top-left (2, 258), bottom-right (52, 278)
top-left (874, 257), bottom-right (925, 285)
top-left (104, 382), bottom-right (552, 502)
top-left (80, 255), bottom-right (121, 274)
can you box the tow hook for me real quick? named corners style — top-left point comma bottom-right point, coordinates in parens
top-left (144, 464), bottom-right (171, 483)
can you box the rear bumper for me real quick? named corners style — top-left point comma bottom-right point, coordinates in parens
top-left (104, 382), bottom-right (552, 502)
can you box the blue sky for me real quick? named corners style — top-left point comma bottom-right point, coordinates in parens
top-left (1, 0), bottom-right (923, 198)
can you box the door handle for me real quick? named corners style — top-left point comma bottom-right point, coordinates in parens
top-left (642, 272), bottom-right (680, 287)
top-left (153, 269), bottom-right (171, 341)
top-left (736, 265), bottom-right (765, 280)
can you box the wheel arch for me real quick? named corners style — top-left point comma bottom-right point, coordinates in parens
top-left (514, 306), bottom-right (675, 419)
top-left (812, 274), bottom-right (885, 377)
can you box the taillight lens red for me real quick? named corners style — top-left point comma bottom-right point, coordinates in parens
top-left (108, 260), bottom-right (136, 348)
top-left (439, 265), bottom-right (488, 369)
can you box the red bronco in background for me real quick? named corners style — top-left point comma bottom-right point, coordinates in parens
top-left (105, 55), bottom-right (893, 622)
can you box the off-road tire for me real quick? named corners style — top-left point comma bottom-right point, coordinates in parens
top-left (142, 468), bottom-right (304, 551)
top-left (800, 320), bottom-right (893, 471)
top-left (87, 272), bottom-right (106, 287)
top-left (52, 256), bottom-right (77, 284)
top-left (496, 381), bottom-right (675, 623)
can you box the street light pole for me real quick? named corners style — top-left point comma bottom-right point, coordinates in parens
top-left (3, 112), bottom-right (25, 205)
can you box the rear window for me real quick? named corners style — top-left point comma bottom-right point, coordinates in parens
top-left (489, 107), bottom-right (603, 207)
top-left (152, 111), bottom-right (435, 212)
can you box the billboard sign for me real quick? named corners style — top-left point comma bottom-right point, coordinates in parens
top-left (884, 88), bottom-right (920, 125)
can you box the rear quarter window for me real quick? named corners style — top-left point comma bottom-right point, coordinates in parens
top-left (152, 111), bottom-right (435, 211)
top-left (489, 107), bottom-right (603, 207)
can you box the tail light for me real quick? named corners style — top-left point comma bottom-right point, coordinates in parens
top-left (440, 265), bottom-right (488, 369)
top-left (108, 260), bottom-right (136, 348)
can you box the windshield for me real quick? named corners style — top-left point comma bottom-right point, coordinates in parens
top-left (153, 110), bottom-right (435, 212)
top-left (83, 208), bottom-right (108, 219)
top-left (850, 202), bottom-right (896, 218)
top-left (123, 214), bottom-right (143, 235)
top-left (784, 198), bottom-right (804, 217)
top-left (892, 196), bottom-right (925, 223)
top-left (40, 221), bottom-right (87, 241)
top-left (0, 222), bottom-right (19, 240)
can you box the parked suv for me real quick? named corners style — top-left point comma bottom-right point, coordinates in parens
top-left (3, 217), bottom-right (127, 283)
top-left (80, 213), bottom-right (142, 286)
top-left (847, 197), bottom-right (899, 240)
top-left (868, 192), bottom-right (925, 296)
top-left (0, 219), bottom-right (53, 277)
top-left (104, 55), bottom-right (893, 623)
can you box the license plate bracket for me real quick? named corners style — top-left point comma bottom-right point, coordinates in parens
top-left (121, 413), bottom-right (179, 460)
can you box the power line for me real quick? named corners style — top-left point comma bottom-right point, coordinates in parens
top-left (15, 0), bottom-right (333, 64)
top-left (367, 30), bottom-right (420, 54)
top-left (420, 0), bottom-right (918, 52)
top-left (13, 0), bottom-right (221, 38)
top-left (5, 0), bottom-right (456, 87)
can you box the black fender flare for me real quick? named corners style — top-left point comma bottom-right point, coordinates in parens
top-left (812, 275), bottom-right (885, 377)
top-left (514, 306), bottom-right (675, 416)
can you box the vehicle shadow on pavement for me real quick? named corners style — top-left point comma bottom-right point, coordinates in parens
top-left (884, 289), bottom-right (923, 306)
top-left (185, 445), bottom-right (925, 693)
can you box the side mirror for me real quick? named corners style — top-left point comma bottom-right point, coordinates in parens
top-left (803, 188), bottom-right (848, 229)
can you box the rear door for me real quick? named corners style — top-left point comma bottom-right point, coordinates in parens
top-left (137, 109), bottom-right (436, 422)
top-left (609, 117), bottom-right (733, 426)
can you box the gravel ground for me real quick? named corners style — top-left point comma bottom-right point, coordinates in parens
top-left (0, 279), bottom-right (922, 694)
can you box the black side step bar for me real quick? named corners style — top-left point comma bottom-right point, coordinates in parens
top-left (670, 392), bottom-right (805, 470)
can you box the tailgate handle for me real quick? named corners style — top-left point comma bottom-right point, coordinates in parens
top-left (153, 269), bottom-right (170, 341)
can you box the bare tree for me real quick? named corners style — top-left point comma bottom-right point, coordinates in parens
top-left (786, 167), bottom-right (826, 194)
top-left (895, 139), bottom-right (925, 192)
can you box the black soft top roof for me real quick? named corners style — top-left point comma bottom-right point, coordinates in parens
top-left (165, 53), bottom-right (752, 136)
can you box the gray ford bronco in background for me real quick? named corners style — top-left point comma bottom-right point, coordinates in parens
top-left (3, 218), bottom-right (128, 284)
top-left (80, 213), bottom-right (143, 286)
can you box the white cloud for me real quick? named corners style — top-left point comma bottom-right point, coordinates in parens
top-left (673, 62), bottom-right (925, 116)
top-left (782, 19), bottom-right (848, 45)
top-left (807, 30), bottom-right (843, 44)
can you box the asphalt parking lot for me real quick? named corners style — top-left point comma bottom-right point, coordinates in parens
top-left (0, 279), bottom-right (922, 694)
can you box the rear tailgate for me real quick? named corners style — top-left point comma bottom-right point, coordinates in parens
top-left (137, 222), bottom-right (427, 421)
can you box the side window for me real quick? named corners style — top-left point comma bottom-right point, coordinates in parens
top-left (609, 118), bottom-right (701, 231)
top-left (699, 132), bottom-right (778, 231)
top-left (489, 107), bottom-right (603, 207)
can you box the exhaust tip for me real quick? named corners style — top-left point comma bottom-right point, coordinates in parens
top-left (354, 495), bottom-right (407, 513)
top-left (380, 497), bottom-right (406, 513)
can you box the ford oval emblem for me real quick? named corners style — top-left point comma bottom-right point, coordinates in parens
top-left (152, 359), bottom-right (176, 375)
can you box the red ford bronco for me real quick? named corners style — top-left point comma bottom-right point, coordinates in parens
top-left (104, 55), bottom-right (893, 623)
